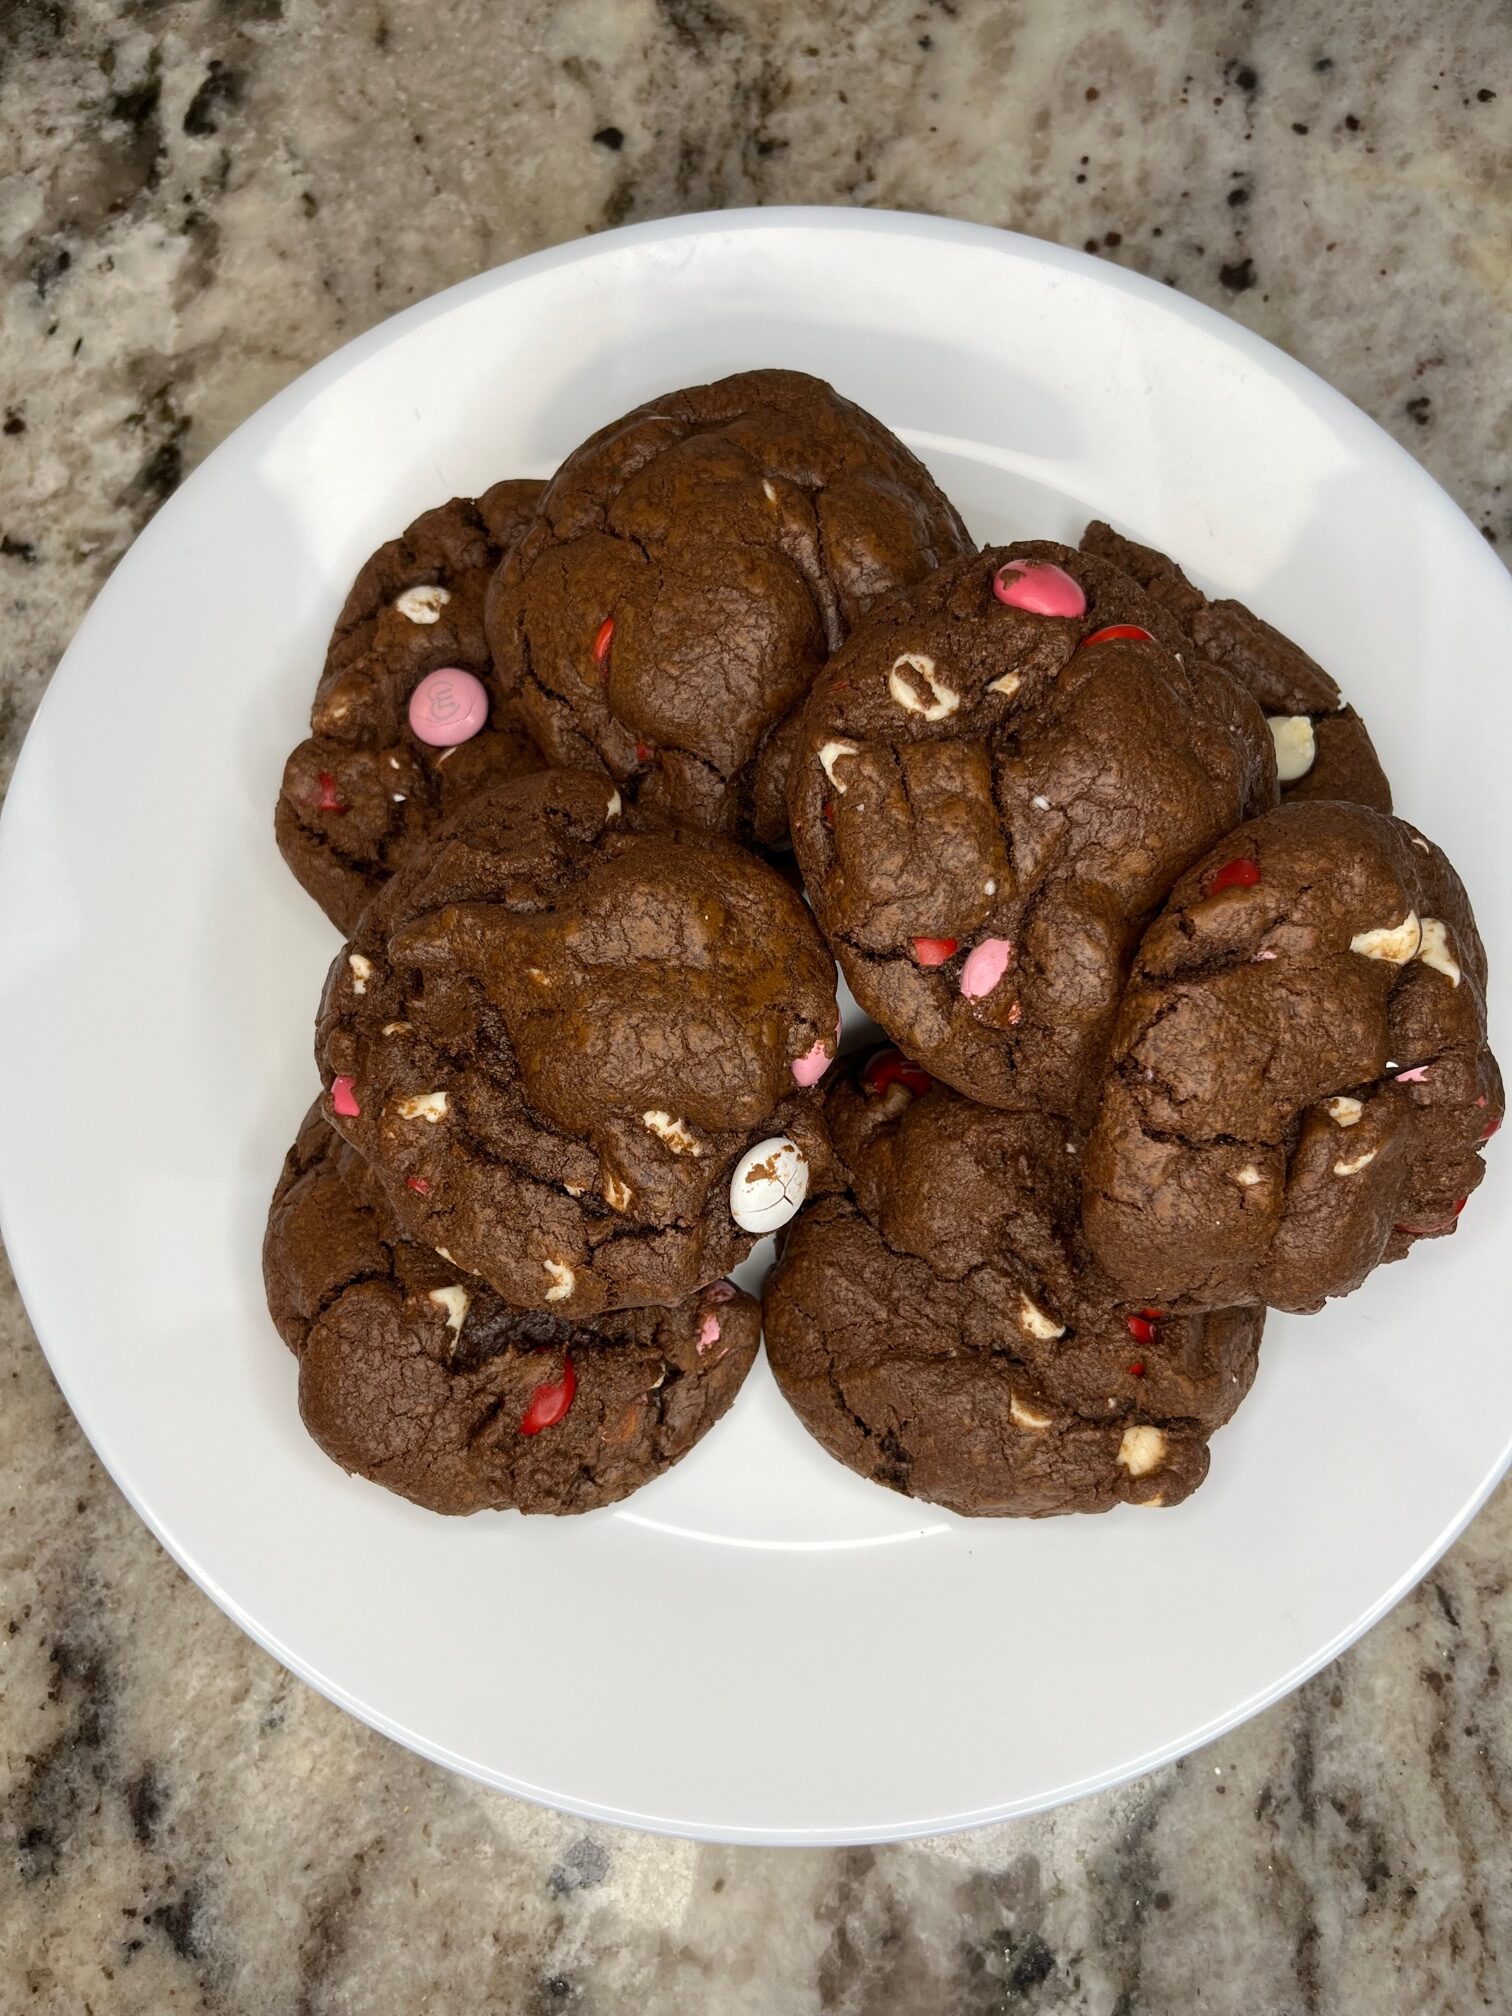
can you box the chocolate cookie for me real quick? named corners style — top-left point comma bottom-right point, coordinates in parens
top-left (316, 768), bottom-right (840, 1316)
top-left (483, 370), bottom-right (971, 849)
top-left (788, 542), bottom-right (1278, 1123)
top-left (277, 482), bottom-right (545, 933)
top-left (1083, 801), bottom-right (1503, 1312)
top-left (763, 1051), bottom-right (1263, 1516)
top-left (265, 1105), bottom-right (759, 1514)
top-left (1080, 520), bottom-right (1392, 811)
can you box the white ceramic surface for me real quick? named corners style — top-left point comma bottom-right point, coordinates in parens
top-left (1, 210), bottom-right (1508, 1846)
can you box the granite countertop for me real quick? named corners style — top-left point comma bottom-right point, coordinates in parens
top-left (3, 2), bottom-right (1510, 2008)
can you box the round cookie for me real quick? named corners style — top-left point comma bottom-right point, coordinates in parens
top-left (763, 1052), bottom-right (1263, 1517)
top-left (1083, 801), bottom-right (1503, 1312)
top-left (265, 1105), bottom-right (760, 1514)
top-left (316, 767), bottom-right (840, 1317)
top-left (483, 370), bottom-right (971, 849)
top-left (787, 541), bottom-right (1278, 1123)
top-left (1080, 520), bottom-right (1392, 812)
top-left (277, 481), bottom-right (545, 933)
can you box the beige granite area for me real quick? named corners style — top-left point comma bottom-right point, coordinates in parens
top-left (2, 1), bottom-right (1510, 2010)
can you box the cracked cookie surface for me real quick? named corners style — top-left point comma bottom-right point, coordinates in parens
top-left (1083, 801), bottom-right (1502, 1312)
top-left (787, 541), bottom-right (1278, 1123)
top-left (483, 369), bottom-right (971, 850)
top-left (315, 768), bottom-right (839, 1316)
top-left (1081, 519), bottom-right (1392, 813)
top-left (277, 482), bottom-right (544, 933)
top-left (762, 1053), bottom-right (1262, 1516)
top-left (264, 1105), bottom-right (759, 1514)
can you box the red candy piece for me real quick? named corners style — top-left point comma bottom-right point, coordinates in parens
top-left (635, 741), bottom-right (650, 764)
top-left (593, 616), bottom-right (615, 665)
top-left (315, 771), bottom-right (348, 814)
top-left (331, 1075), bottom-right (360, 1118)
top-left (406, 1175), bottom-right (431, 1195)
top-left (1139, 1306), bottom-right (1165, 1320)
top-left (1080, 623), bottom-right (1155, 649)
top-left (1482, 1113), bottom-right (1503, 1143)
top-left (822, 802), bottom-right (835, 829)
top-left (1128, 1361), bottom-right (1146, 1378)
top-left (912, 936), bottom-right (959, 967)
top-left (1125, 1315), bottom-right (1157, 1345)
top-left (520, 1354), bottom-right (576, 1436)
top-left (1455, 1196), bottom-right (1469, 1215)
top-left (1209, 857), bottom-right (1261, 894)
top-left (862, 1047), bottom-right (933, 1098)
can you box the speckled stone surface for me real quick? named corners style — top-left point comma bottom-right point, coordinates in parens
top-left (2, 2), bottom-right (1510, 2008)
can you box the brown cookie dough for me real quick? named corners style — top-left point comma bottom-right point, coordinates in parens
top-left (483, 370), bottom-right (971, 849)
top-left (277, 482), bottom-right (545, 932)
top-left (1083, 801), bottom-right (1503, 1312)
top-left (788, 542), bottom-right (1278, 1123)
top-left (265, 1105), bottom-right (759, 1514)
top-left (316, 768), bottom-right (840, 1316)
top-left (1081, 520), bottom-right (1392, 812)
top-left (763, 1052), bottom-right (1263, 1517)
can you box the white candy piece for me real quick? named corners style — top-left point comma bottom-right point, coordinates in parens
top-left (1267, 713), bottom-right (1317, 783)
top-left (729, 1136), bottom-right (809, 1234)
top-left (348, 953), bottom-right (374, 995)
top-left (603, 1171), bottom-right (633, 1213)
top-left (1325, 1095), bottom-right (1364, 1127)
top-left (1417, 916), bottom-right (1461, 987)
top-left (1333, 1148), bottom-right (1378, 1177)
top-left (435, 1246), bottom-right (456, 1263)
top-left (394, 583), bottom-right (451, 624)
top-left (605, 789), bottom-right (622, 820)
top-left (427, 1285), bottom-right (470, 1338)
top-left (988, 671), bottom-right (1022, 699)
top-left (1017, 1296), bottom-right (1065, 1341)
top-left (1411, 836), bottom-right (1431, 854)
top-left (1233, 1164), bottom-right (1263, 1187)
top-left (395, 1091), bottom-right (448, 1123)
top-left (1349, 911), bottom-right (1421, 964)
top-left (543, 1259), bottom-right (575, 1302)
top-left (381, 1021), bottom-right (412, 1035)
top-left (642, 1110), bottom-right (703, 1156)
top-left (887, 652), bottom-right (960, 721)
top-left (818, 740), bottom-right (860, 791)
top-left (1031, 793), bottom-right (1050, 810)
top-left (1010, 1393), bottom-right (1053, 1431)
top-left (1118, 1426), bottom-right (1167, 1478)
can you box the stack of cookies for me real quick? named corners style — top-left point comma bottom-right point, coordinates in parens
top-left (264, 369), bottom-right (1502, 1519)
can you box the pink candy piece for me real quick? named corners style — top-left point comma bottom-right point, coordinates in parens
top-left (697, 1314), bottom-right (721, 1351)
top-left (1253, 949), bottom-right (1279, 962)
top-left (1394, 1065), bottom-right (1432, 1084)
top-left (791, 1038), bottom-right (832, 1087)
top-left (959, 937), bottom-right (1014, 1000)
top-left (408, 668), bottom-right (489, 747)
top-left (331, 1074), bottom-right (360, 1117)
top-left (993, 560), bottom-right (1088, 619)
top-left (705, 1281), bottom-right (738, 1306)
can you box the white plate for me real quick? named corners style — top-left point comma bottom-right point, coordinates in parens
top-left (2, 210), bottom-right (1509, 1845)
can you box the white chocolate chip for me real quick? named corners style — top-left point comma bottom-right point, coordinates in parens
top-left (392, 792), bottom-right (406, 802)
top-left (605, 789), bottom-right (622, 820)
top-left (1267, 713), bottom-right (1317, 783)
top-left (388, 755), bottom-right (401, 771)
top-left (642, 1110), bottom-right (703, 1156)
top-left (729, 1136), bottom-right (809, 1234)
top-left (603, 1171), bottom-right (633, 1213)
top-left (762, 479), bottom-right (778, 504)
top-left (427, 1285), bottom-right (470, 1337)
top-left (396, 1091), bottom-right (449, 1123)
top-left (888, 653), bottom-right (960, 721)
top-left (381, 1021), bottom-right (413, 1035)
top-left (984, 878), bottom-right (997, 896)
top-left (1017, 1296), bottom-right (1065, 1341)
top-left (1349, 911), bottom-right (1421, 964)
top-left (1118, 1425), bottom-right (1167, 1477)
top-left (526, 967), bottom-right (551, 988)
top-left (1233, 1164), bottom-right (1263, 1186)
top-left (818, 740), bottom-right (860, 791)
top-left (1417, 917), bottom-right (1461, 987)
top-left (1010, 1394), bottom-right (1053, 1431)
top-left (988, 671), bottom-right (1022, 699)
top-left (1411, 836), bottom-right (1431, 854)
top-left (1333, 1148), bottom-right (1378, 1177)
top-left (394, 583), bottom-right (451, 624)
top-left (1031, 793), bottom-right (1050, 810)
top-left (563, 1183), bottom-right (585, 1198)
top-left (543, 1259), bottom-right (575, 1302)
top-left (435, 1246), bottom-right (456, 1263)
top-left (348, 953), bottom-right (374, 995)
top-left (1325, 1095), bottom-right (1364, 1127)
